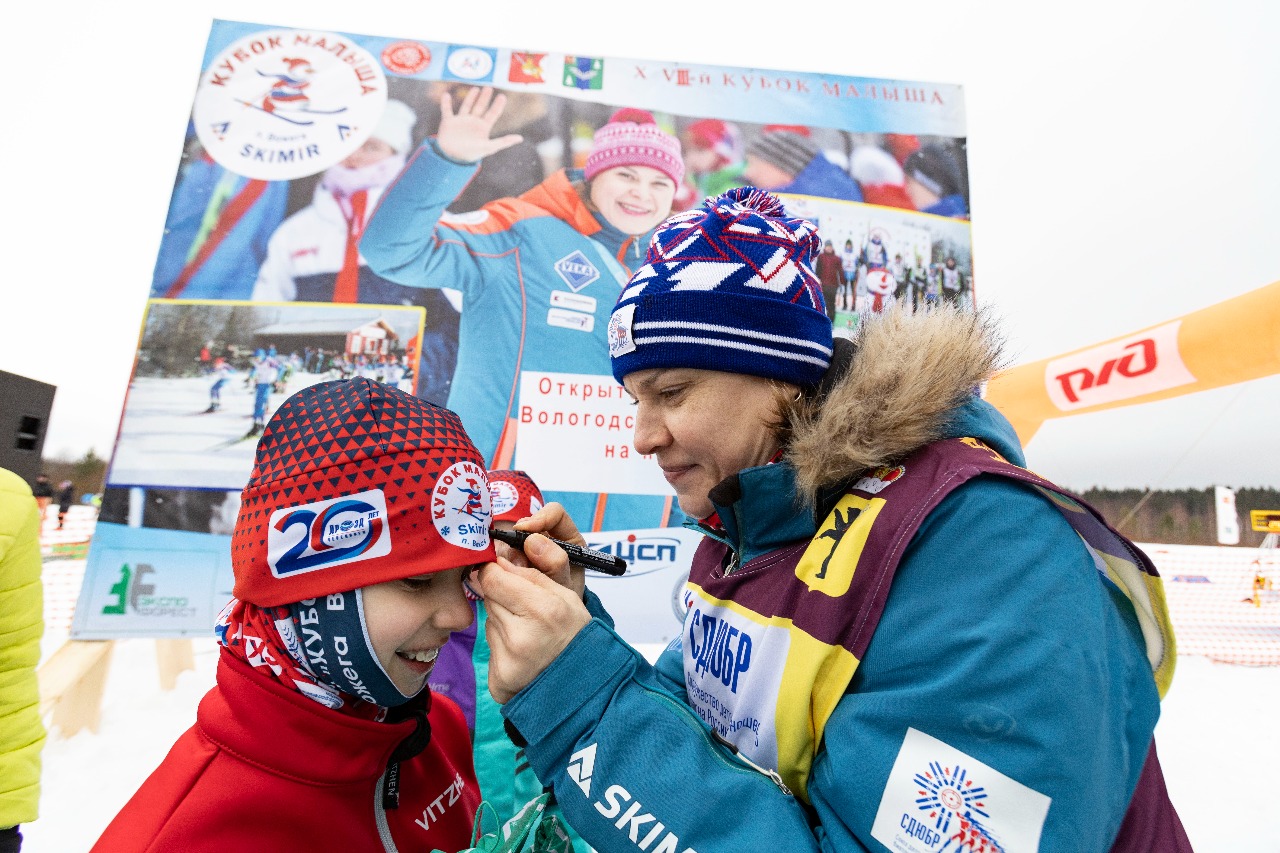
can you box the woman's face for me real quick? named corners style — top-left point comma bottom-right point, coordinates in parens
top-left (589, 165), bottom-right (677, 235)
top-left (361, 566), bottom-right (475, 697)
top-left (624, 367), bottom-right (792, 519)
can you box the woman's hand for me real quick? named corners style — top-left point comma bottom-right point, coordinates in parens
top-left (435, 86), bottom-right (524, 163)
top-left (474, 555), bottom-right (592, 704)
top-left (511, 502), bottom-right (586, 599)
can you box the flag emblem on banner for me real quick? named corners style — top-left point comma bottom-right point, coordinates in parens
top-left (564, 56), bottom-right (604, 90)
top-left (509, 52), bottom-right (546, 84)
top-left (444, 46), bottom-right (497, 82)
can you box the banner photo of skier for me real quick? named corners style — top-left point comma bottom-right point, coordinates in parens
top-left (106, 300), bottom-right (425, 490)
top-left (75, 19), bottom-right (970, 639)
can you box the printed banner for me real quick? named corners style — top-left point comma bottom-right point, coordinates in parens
top-left (76, 19), bottom-right (971, 638)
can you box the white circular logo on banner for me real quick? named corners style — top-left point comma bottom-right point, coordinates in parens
top-left (193, 29), bottom-right (388, 180)
top-left (446, 47), bottom-right (494, 80)
top-left (431, 461), bottom-right (492, 550)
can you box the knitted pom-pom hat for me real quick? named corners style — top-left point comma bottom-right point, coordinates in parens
top-left (231, 377), bottom-right (495, 607)
top-left (487, 469), bottom-right (544, 524)
top-left (607, 186), bottom-right (833, 388)
top-left (745, 126), bottom-right (820, 178)
top-left (584, 107), bottom-right (685, 186)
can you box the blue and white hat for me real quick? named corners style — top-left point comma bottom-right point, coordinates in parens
top-left (607, 187), bottom-right (833, 388)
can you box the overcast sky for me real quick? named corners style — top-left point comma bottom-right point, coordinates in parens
top-left (4, 1), bottom-right (1278, 492)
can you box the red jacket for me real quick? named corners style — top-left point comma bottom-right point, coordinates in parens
top-left (92, 652), bottom-right (481, 852)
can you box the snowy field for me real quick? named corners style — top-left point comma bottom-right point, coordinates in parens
top-left (108, 370), bottom-right (336, 490)
top-left (23, 556), bottom-right (1280, 852)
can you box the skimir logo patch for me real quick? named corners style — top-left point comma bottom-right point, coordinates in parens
top-left (567, 742), bottom-right (597, 797)
top-left (489, 479), bottom-right (522, 518)
top-left (193, 29), bottom-right (388, 181)
top-left (554, 250), bottom-right (601, 292)
top-left (872, 728), bottom-right (1050, 853)
top-left (268, 488), bottom-right (391, 579)
top-left (431, 461), bottom-right (492, 550)
top-left (608, 304), bottom-right (637, 357)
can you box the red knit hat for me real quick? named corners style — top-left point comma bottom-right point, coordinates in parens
top-left (231, 378), bottom-right (496, 607)
top-left (584, 108), bottom-right (684, 185)
top-left (684, 118), bottom-right (744, 169)
top-left (487, 469), bottom-right (544, 523)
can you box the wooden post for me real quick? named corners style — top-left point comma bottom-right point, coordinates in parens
top-left (155, 638), bottom-right (196, 691)
top-left (37, 640), bottom-right (116, 737)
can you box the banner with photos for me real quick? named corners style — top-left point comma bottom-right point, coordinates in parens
top-left (73, 19), bottom-right (971, 639)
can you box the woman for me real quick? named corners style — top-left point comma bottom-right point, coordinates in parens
top-left (93, 379), bottom-right (489, 852)
top-left (361, 87), bottom-right (684, 532)
top-left (474, 188), bottom-right (1191, 851)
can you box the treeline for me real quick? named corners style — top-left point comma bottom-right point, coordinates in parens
top-left (1074, 487), bottom-right (1280, 547)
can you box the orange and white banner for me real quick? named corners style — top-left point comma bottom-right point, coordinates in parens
top-left (984, 280), bottom-right (1280, 444)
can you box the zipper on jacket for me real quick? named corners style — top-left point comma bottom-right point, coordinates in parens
top-left (641, 683), bottom-right (793, 797)
top-left (709, 728), bottom-right (793, 796)
top-left (374, 769), bottom-right (401, 852)
top-left (383, 760), bottom-right (401, 809)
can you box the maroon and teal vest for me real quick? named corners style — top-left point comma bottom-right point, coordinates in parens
top-left (681, 437), bottom-right (1177, 807)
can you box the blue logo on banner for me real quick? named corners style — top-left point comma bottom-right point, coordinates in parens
top-left (554, 250), bottom-right (601, 292)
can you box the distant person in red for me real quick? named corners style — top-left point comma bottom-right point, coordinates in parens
top-left (815, 239), bottom-right (845, 322)
top-left (91, 379), bottom-right (489, 853)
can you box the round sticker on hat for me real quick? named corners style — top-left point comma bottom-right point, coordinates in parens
top-left (431, 461), bottom-right (492, 550)
top-left (490, 479), bottom-right (520, 518)
top-left (193, 29), bottom-right (388, 181)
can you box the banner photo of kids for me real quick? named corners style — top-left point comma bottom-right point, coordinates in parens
top-left (74, 19), bottom-right (971, 641)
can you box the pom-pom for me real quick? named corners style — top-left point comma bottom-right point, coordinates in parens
top-left (608, 107), bottom-right (656, 125)
top-left (714, 186), bottom-right (787, 217)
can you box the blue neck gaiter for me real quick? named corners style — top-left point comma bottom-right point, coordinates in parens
top-left (287, 588), bottom-right (417, 708)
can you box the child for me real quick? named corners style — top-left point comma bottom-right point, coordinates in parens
top-left (203, 356), bottom-right (232, 413)
top-left (680, 118), bottom-right (747, 200)
top-left (361, 87), bottom-right (685, 532)
top-left (91, 378), bottom-right (492, 852)
top-left (244, 347), bottom-right (281, 437)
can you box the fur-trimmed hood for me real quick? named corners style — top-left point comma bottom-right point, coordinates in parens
top-left (787, 306), bottom-right (1010, 503)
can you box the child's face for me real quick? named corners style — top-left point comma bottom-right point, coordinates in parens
top-left (589, 165), bottom-right (677, 235)
top-left (741, 154), bottom-right (794, 191)
top-left (682, 145), bottom-right (720, 175)
top-left (361, 566), bottom-right (475, 697)
top-left (341, 136), bottom-right (397, 170)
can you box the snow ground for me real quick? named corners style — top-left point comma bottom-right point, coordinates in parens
top-left (23, 559), bottom-right (1280, 852)
top-left (108, 370), bottom-right (335, 490)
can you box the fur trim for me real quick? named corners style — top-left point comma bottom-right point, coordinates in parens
top-left (787, 305), bottom-right (1006, 503)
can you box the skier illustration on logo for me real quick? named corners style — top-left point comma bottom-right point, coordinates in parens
top-left (237, 57), bottom-right (348, 125)
top-left (457, 478), bottom-right (490, 523)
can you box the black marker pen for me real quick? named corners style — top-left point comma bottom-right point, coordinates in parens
top-left (490, 527), bottom-right (627, 576)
